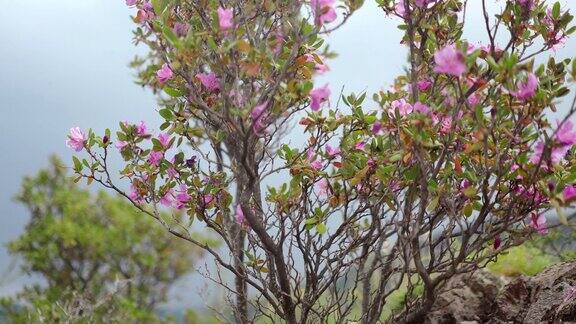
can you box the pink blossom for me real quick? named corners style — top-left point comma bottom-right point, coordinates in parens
top-left (196, 72), bottom-right (220, 92)
top-left (413, 102), bottom-right (430, 114)
top-left (160, 189), bottom-right (174, 207)
top-left (417, 79), bottom-right (432, 92)
top-left (310, 84), bottom-right (331, 111)
top-left (511, 73), bottom-right (538, 101)
top-left (307, 149), bottom-right (325, 170)
top-left (304, 53), bottom-right (330, 74)
top-left (555, 120), bottom-right (576, 146)
top-left (389, 99), bottom-right (413, 117)
top-left (175, 185), bottom-right (191, 209)
top-left (530, 213), bottom-right (548, 235)
top-left (136, 121), bottom-right (149, 137)
top-left (156, 63), bottom-right (173, 84)
top-left (148, 151), bottom-right (164, 167)
top-left (158, 133), bottom-right (171, 149)
top-left (66, 127), bottom-right (86, 152)
top-left (531, 120), bottom-right (576, 165)
top-left (354, 141), bottom-right (366, 151)
top-left (311, 0), bottom-right (337, 26)
top-left (440, 116), bottom-right (452, 134)
top-left (467, 93), bottom-right (480, 106)
top-left (563, 185), bottom-right (576, 201)
top-left (315, 178), bottom-right (330, 197)
top-left (137, 2), bottom-right (154, 23)
top-left (129, 185), bottom-right (145, 204)
top-left (115, 140), bottom-right (128, 151)
top-left (217, 7), bottom-right (234, 31)
top-left (395, 1), bottom-right (406, 17)
top-left (434, 44), bottom-right (466, 77)
top-left (326, 144), bottom-right (341, 157)
top-left (126, 0), bottom-right (137, 6)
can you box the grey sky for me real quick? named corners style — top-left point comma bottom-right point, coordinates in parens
top-left (0, 0), bottom-right (574, 310)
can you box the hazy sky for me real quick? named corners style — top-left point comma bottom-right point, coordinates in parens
top-left (0, 0), bottom-right (574, 310)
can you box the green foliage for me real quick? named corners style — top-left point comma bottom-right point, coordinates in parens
top-left (2, 156), bottom-right (212, 322)
top-left (488, 244), bottom-right (555, 277)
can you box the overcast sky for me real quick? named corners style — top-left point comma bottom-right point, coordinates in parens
top-left (0, 0), bottom-right (574, 310)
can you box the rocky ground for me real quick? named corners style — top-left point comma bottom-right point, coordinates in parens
top-left (426, 262), bottom-right (576, 323)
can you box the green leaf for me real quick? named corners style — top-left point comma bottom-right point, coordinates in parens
top-left (316, 223), bottom-right (327, 235)
top-left (552, 2), bottom-right (561, 19)
top-left (72, 156), bottom-right (82, 172)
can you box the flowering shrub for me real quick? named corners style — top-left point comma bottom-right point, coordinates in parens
top-left (68, 0), bottom-right (576, 322)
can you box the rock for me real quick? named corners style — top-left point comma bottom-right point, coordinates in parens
top-left (426, 270), bottom-right (504, 323)
top-left (426, 262), bottom-right (576, 323)
top-left (492, 262), bottom-right (576, 323)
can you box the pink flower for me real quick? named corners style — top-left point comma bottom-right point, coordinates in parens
top-left (315, 178), bottom-right (330, 197)
top-left (389, 99), bottom-right (413, 117)
top-left (310, 84), bottom-right (331, 111)
top-left (413, 102), bottom-right (430, 114)
top-left (307, 149), bottom-right (325, 170)
top-left (467, 93), bottom-right (480, 106)
top-left (511, 73), bottom-right (538, 101)
top-left (136, 121), bottom-right (149, 137)
top-left (196, 72), bottom-right (220, 92)
top-left (203, 194), bottom-right (214, 206)
top-left (158, 133), bottom-right (171, 149)
top-left (440, 116), bottom-right (452, 134)
top-left (434, 44), bottom-right (466, 77)
top-left (175, 185), bottom-right (191, 209)
top-left (126, 0), bottom-right (137, 6)
top-left (304, 54), bottom-right (330, 74)
top-left (555, 120), bottom-right (576, 146)
top-left (172, 22), bottom-right (189, 37)
top-left (129, 185), bottom-right (144, 204)
top-left (148, 151), bottom-right (164, 167)
top-left (160, 189), bottom-right (174, 207)
top-left (156, 63), bottom-right (173, 84)
top-left (372, 121), bottom-right (383, 135)
top-left (563, 185), bottom-right (576, 201)
top-left (417, 79), bottom-right (432, 92)
top-left (311, 0), bottom-right (337, 26)
top-left (217, 7), bottom-right (234, 31)
top-left (66, 127), bottom-right (86, 152)
top-left (326, 144), bottom-right (341, 157)
top-left (531, 120), bottom-right (576, 165)
top-left (395, 1), bottom-right (406, 17)
top-left (530, 213), bottom-right (548, 235)
top-left (115, 140), bottom-right (128, 151)
top-left (354, 141), bottom-right (366, 151)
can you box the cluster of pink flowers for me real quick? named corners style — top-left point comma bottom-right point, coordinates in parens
top-left (531, 120), bottom-right (576, 165)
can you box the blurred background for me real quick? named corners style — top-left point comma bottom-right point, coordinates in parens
top-left (1, 0), bottom-right (575, 320)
